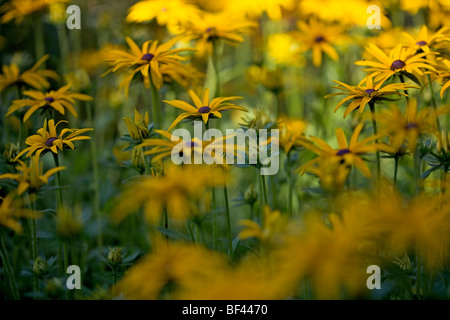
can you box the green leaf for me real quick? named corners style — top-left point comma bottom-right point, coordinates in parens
top-left (401, 71), bottom-right (421, 86)
top-left (155, 227), bottom-right (190, 241)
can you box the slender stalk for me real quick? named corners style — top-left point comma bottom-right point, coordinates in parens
top-left (393, 155), bottom-right (399, 191)
top-left (52, 153), bottom-right (68, 274)
top-left (34, 16), bottom-right (45, 64)
top-left (369, 102), bottom-right (381, 186)
top-left (212, 40), bottom-right (222, 97)
top-left (149, 78), bottom-right (161, 125)
top-left (57, 24), bottom-right (69, 75)
top-left (86, 101), bottom-right (102, 249)
top-left (205, 121), bottom-right (218, 250)
top-left (223, 184), bottom-right (233, 258)
top-left (426, 74), bottom-right (441, 132)
top-left (260, 173), bottom-right (268, 208)
top-left (399, 74), bottom-right (409, 102)
top-left (0, 233), bottom-right (20, 300)
top-left (287, 151), bottom-right (293, 216)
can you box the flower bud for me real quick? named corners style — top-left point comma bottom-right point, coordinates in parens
top-left (132, 147), bottom-right (146, 173)
top-left (3, 143), bottom-right (20, 164)
top-left (108, 247), bottom-right (123, 265)
top-left (33, 256), bottom-right (49, 276)
top-left (244, 184), bottom-right (258, 205)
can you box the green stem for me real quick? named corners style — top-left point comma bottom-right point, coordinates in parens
top-left (212, 39), bottom-right (222, 97)
top-left (393, 155), bottom-right (399, 191)
top-left (287, 152), bottom-right (293, 216)
top-left (53, 153), bottom-right (68, 274)
top-left (399, 74), bottom-right (409, 102)
top-left (86, 101), bottom-right (102, 249)
top-left (369, 102), bottom-right (381, 186)
top-left (223, 184), bottom-right (232, 258)
top-left (57, 24), bottom-right (69, 75)
top-left (34, 16), bottom-right (45, 65)
top-left (427, 74), bottom-right (441, 132)
top-left (149, 77), bottom-right (161, 125)
top-left (260, 173), bottom-right (268, 208)
top-left (0, 233), bottom-right (20, 300)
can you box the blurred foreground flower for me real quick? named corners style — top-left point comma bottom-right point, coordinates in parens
top-left (0, 0), bottom-right (69, 24)
top-left (0, 55), bottom-right (59, 93)
top-left (0, 191), bottom-right (39, 234)
top-left (0, 155), bottom-right (65, 195)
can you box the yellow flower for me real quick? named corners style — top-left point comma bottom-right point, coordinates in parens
top-left (0, 191), bottom-right (40, 234)
top-left (0, 54), bottom-right (59, 93)
top-left (304, 157), bottom-right (351, 192)
top-left (246, 65), bottom-right (284, 92)
top-left (165, 88), bottom-right (247, 130)
top-left (267, 33), bottom-right (305, 67)
top-left (6, 84), bottom-right (93, 122)
top-left (15, 118), bottom-right (93, 159)
top-left (104, 37), bottom-right (194, 94)
top-left (277, 116), bottom-right (307, 154)
top-left (325, 76), bottom-right (419, 118)
top-left (177, 11), bottom-right (256, 56)
top-left (139, 129), bottom-right (239, 164)
top-left (0, 155), bottom-right (66, 195)
top-left (436, 58), bottom-right (450, 98)
top-left (294, 18), bottom-right (347, 67)
top-left (402, 25), bottom-right (450, 53)
top-left (122, 109), bottom-right (151, 141)
top-left (299, 123), bottom-right (385, 178)
top-left (224, 0), bottom-right (296, 21)
top-left (111, 164), bottom-right (227, 223)
top-left (239, 206), bottom-right (290, 248)
top-left (355, 44), bottom-right (437, 86)
top-left (378, 99), bottom-right (440, 152)
top-left (0, 0), bottom-right (69, 24)
top-left (126, 0), bottom-right (201, 34)
top-left (114, 241), bottom-right (226, 299)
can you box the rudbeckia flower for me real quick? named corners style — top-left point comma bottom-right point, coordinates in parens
top-left (111, 164), bottom-right (228, 223)
top-left (355, 44), bottom-right (437, 86)
top-left (436, 58), bottom-right (450, 98)
top-left (326, 76), bottom-right (419, 118)
top-left (126, 0), bottom-right (201, 34)
top-left (122, 109), bottom-right (151, 142)
top-left (139, 129), bottom-right (241, 166)
top-left (402, 25), bottom-right (450, 53)
top-left (293, 18), bottom-right (347, 67)
top-left (0, 155), bottom-right (66, 195)
top-left (6, 84), bottom-right (93, 122)
top-left (0, 0), bottom-right (69, 24)
top-left (277, 116), bottom-right (308, 154)
top-left (0, 54), bottom-right (59, 93)
top-left (104, 37), bottom-right (194, 95)
top-left (15, 118), bottom-right (93, 159)
top-left (299, 123), bottom-right (388, 178)
top-left (377, 99), bottom-right (442, 152)
top-left (165, 88), bottom-right (247, 130)
top-left (0, 191), bottom-right (40, 234)
top-left (177, 11), bottom-right (256, 57)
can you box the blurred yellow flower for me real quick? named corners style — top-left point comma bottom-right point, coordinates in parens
top-left (294, 18), bottom-right (347, 67)
top-left (0, 155), bottom-right (66, 195)
top-left (177, 11), bottom-right (256, 56)
top-left (0, 0), bottom-right (69, 24)
top-left (401, 25), bottom-right (450, 53)
top-left (277, 116), bottom-right (307, 154)
top-left (0, 55), bottom-right (59, 93)
top-left (112, 164), bottom-right (228, 223)
top-left (126, 0), bottom-right (201, 34)
top-left (267, 33), bottom-right (304, 67)
top-left (300, 123), bottom-right (387, 178)
top-left (7, 84), bottom-right (93, 122)
top-left (114, 241), bottom-right (226, 299)
top-left (0, 191), bottom-right (40, 234)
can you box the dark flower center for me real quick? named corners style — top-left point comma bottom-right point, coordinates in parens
top-left (206, 27), bottom-right (212, 32)
top-left (45, 97), bottom-right (55, 103)
top-left (390, 59), bottom-right (406, 71)
top-left (198, 106), bottom-right (211, 114)
top-left (405, 123), bottom-right (418, 130)
top-left (141, 53), bottom-right (154, 61)
top-left (45, 137), bottom-right (58, 147)
top-left (315, 36), bottom-right (325, 43)
top-left (187, 141), bottom-right (198, 148)
top-left (336, 148), bottom-right (351, 156)
top-left (365, 89), bottom-right (377, 95)
top-left (416, 40), bottom-right (427, 46)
